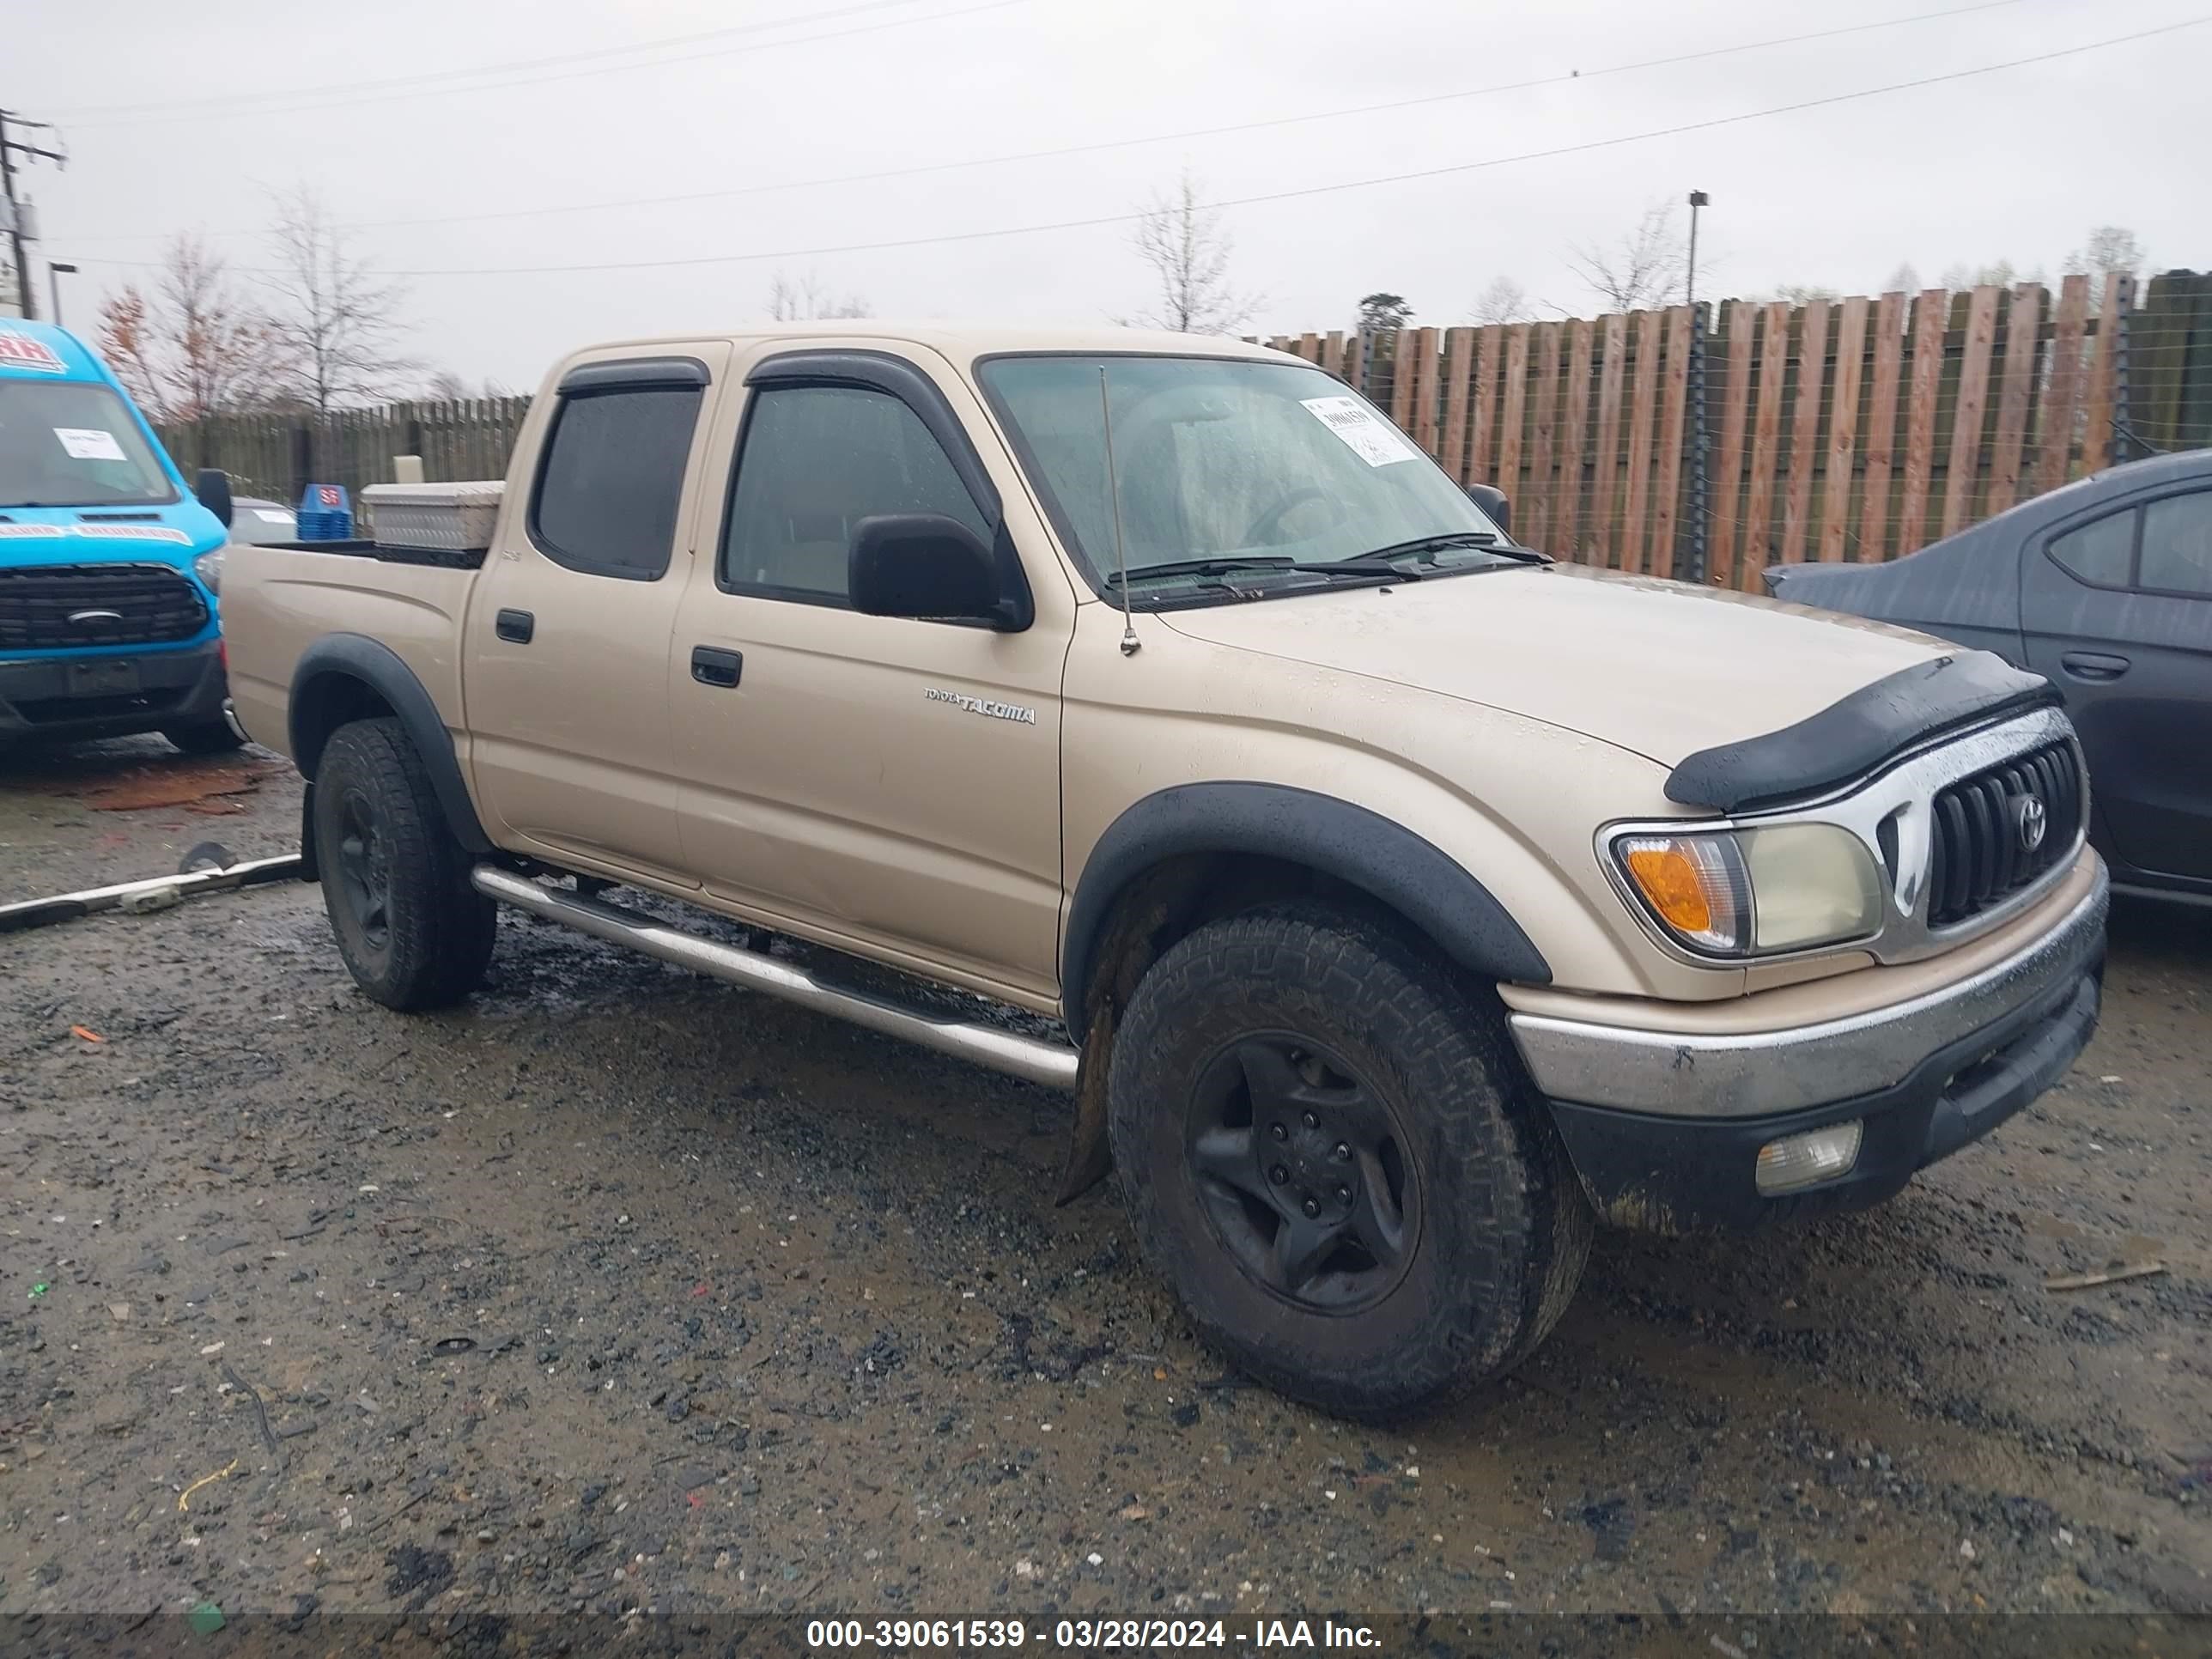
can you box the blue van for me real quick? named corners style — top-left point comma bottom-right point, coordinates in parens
top-left (0, 319), bottom-right (241, 753)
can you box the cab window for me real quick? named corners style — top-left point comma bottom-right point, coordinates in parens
top-left (530, 385), bottom-right (702, 580)
top-left (719, 385), bottom-right (988, 604)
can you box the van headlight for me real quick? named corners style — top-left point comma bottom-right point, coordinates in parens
top-left (194, 549), bottom-right (224, 595)
top-left (1613, 823), bottom-right (1882, 957)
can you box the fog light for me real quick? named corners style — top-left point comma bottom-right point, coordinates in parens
top-left (1755, 1121), bottom-right (1863, 1195)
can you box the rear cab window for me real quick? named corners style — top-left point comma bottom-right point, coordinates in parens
top-left (528, 362), bottom-right (708, 580)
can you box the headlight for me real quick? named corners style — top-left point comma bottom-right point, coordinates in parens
top-left (1613, 823), bottom-right (1882, 957)
top-left (193, 549), bottom-right (224, 595)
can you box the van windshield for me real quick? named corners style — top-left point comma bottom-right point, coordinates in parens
top-left (977, 355), bottom-right (1510, 599)
top-left (0, 380), bottom-right (177, 507)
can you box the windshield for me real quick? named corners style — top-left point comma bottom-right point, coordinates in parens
top-left (0, 380), bottom-right (178, 508)
top-left (977, 355), bottom-right (1508, 598)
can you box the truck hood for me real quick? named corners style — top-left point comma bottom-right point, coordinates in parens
top-left (1157, 562), bottom-right (1949, 768)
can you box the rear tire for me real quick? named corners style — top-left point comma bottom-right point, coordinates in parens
top-left (1108, 902), bottom-right (1589, 1419)
top-left (312, 717), bottom-right (495, 1011)
top-left (163, 714), bottom-right (246, 755)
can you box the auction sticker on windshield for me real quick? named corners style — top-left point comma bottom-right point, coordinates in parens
top-left (54, 427), bottom-right (127, 462)
top-left (1301, 395), bottom-right (1419, 467)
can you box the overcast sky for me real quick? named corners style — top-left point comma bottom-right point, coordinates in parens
top-left (11, 0), bottom-right (2204, 391)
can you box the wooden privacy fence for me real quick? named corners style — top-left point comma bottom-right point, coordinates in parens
top-left (147, 271), bottom-right (2208, 575)
top-left (1265, 270), bottom-right (2212, 588)
top-left (155, 397), bottom-right (532, 507)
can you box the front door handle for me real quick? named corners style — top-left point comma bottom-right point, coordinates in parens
top-left (690, 646), bottom-right (743, 688)
top-left (2060, 650), bottom-right (2130, 682)
top-left (495, 608), bottom-right (534, 644)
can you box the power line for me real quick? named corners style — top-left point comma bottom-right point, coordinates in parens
top-left (47, 0), bottom-right (946, 119)
top-left (56, 0), bottom-right (2041, 247)
top-left (74, 16), bottom-right (2203, 281)
top-left (51, 0), bottom-right (1036, 128)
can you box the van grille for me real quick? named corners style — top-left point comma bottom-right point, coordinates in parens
top-left (0, 562), bottom-right (210, 650)
top-left (1925, 739), bottom-right (2082, 927)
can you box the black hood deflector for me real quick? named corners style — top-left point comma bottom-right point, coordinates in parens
top-left (1665, 651), bottom-right (2060, 812)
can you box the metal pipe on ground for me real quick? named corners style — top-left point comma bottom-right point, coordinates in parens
top-left (0, 854), bottom-right (302, 935)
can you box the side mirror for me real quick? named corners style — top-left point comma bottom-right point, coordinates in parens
top-left (849, 514), bottom-right (1027, 629)
top-left (195, 468), bottom-right (234, 528)
top-left (1467, 483), bottom-right (1510, 536)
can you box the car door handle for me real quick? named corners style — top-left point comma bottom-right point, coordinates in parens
top-left (690, 646), bottom-right (743, 688)
top-left (2060, 650), bottom-right (2130, 682)
top-left (495, 608), bottom-right (534, 644)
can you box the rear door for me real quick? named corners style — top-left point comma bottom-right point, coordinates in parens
top-left (465, 347), bottom-right (730, 884)
top-left (2022, 485), bottom-right (2212, 883)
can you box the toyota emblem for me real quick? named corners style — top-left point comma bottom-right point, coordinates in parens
top-left (2014, 793), bottom-right (2048, 853)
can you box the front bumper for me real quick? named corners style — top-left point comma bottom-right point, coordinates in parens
top-left (0, 639), bottom-right (228, 744)
top-left (1510, 864), bottom-right (2108, 1231)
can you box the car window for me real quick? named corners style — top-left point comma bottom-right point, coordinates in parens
top-left (2047, 509), bottom-right (2134, 588)
top-left (531, 386), bottom-right (703, 580)
top-left (720, 385), bottom-right (988, 603)
top-left (2139, 492), bottom-right (2212, 597)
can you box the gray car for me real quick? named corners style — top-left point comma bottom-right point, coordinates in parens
top-left (225, 495), bottom-right (299, 544)
top-left (1766, 449), bottom-right (2212, 905)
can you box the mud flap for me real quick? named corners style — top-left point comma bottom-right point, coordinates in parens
top-left (1054, 1007), bottom-right (1116, 1204)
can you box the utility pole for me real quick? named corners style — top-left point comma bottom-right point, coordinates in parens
top-left (0, 107), bottom-right (67, 320)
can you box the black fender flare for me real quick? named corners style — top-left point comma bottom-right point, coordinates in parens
top-left (1060, 781), bottom-right (1550, 1025)
top-left (289, 633), bottom-right (492, 855)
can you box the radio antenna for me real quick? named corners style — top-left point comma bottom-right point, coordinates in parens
top-left (1098, 365), bottom-right (1140, 657)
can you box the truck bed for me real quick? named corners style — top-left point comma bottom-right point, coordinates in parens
top-left (222, 539), bottom-right (481, 763)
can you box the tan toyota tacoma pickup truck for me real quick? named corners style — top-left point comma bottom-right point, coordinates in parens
top-left (223, 325), bottom-right (2107, 1418)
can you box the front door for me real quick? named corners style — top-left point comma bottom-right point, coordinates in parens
top-left (465, 348), bottom-right (728, 884)
top-left (670, 349), bottom-right (1069, 1003)
top-left (2023, 485), bottom-right (2212, 883)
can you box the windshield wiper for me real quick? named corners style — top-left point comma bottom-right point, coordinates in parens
top-left (1107, 556), bottom-right (1413, 588)
top-left (1103, 556), bottom-right (1297, 586)
top-left (1357, 532), bottom-right (1549, 567)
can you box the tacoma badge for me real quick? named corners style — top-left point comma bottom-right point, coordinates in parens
top-left (924, 686), bottom-right (1036, 726)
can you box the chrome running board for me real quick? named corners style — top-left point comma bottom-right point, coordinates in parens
top-left (471, 866), bottom-right (1079, 1091)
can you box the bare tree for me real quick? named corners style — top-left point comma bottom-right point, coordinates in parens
top-left (1472, 276), bottom-right (1528, 325)
top-left (2064, 226), bottom-right (2145, 281)
top-left (95, 284), bottom-right (163, 410)
top-left (1937, 259), bottom-right (2045, 292)
top-left (423, 369), bottom-right (472, 402)
top-left (1566, 202), bottom-right (1686, 313)
top-left (95, 235), bottom-right (285, 422)
top-left (767, 270), bottom-right (872, 321)
top-left (1883, 263), bottom-right (1922, 295)
top-left (1123, 170), bottom-right (1256, 335)
top-left (263, 185), bottom-right (416, 411)
top-left (1769, 283), bottom-right (1838, 305)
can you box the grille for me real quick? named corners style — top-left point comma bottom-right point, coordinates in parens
top-left (0, 562), bottom-right (210, 650)
top-left (1925, 738), bottom-right (2082, 927)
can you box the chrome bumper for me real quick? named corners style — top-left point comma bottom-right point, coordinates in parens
top-left (1509, 866), bottom-right (2109, 1118)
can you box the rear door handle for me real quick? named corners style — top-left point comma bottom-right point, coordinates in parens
top-left (690, 646), bottom-right (743, 688)
top-left (2060, 650), bottom-right (2130, 682)
top-left (495, 608), bottom-right (534, 644)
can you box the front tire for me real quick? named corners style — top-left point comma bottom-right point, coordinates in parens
top-left (312, 717), bottom-right (496, 1011)
top-left (1108, 903), bottom-right (1589, 1419)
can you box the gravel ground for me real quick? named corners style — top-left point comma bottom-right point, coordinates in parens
top-left (3, 739), bottom-right (2209, 1634)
